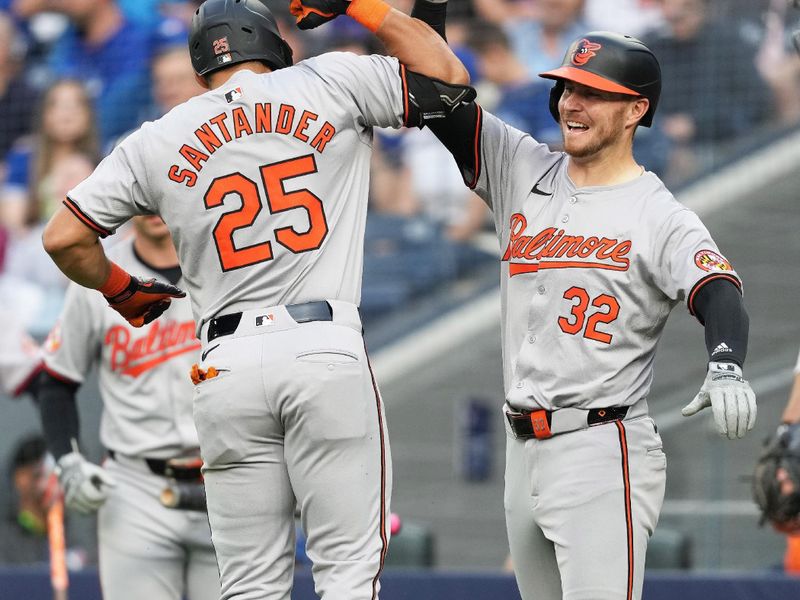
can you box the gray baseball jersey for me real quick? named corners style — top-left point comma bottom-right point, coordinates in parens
top-left (473, 111), bottom-right (741, 412)
top-left (65, 53), bottom-right (406, 333)
top-left (62, 52), bottom-right (408, 599)
top-left (0, 311), bottom-right (40, 396)
top-left (42, 239), bottom-right (217, 600)
top-left (462, 109), bottom-right (740, 600)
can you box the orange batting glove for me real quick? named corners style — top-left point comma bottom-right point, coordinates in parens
top-left (290, 0), bottom-right (390, 32)
top-left (100, 262), bottom-right (186, 328)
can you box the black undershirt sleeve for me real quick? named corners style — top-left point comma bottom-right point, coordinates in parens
top-left (36, 371), bottom-right (81, 460)
top-left (410, 0), bottom-right (448, 41)
top-left (424, 102), bottom-right (481, 186)
top-left (691, 278), bottom-right (749, 367)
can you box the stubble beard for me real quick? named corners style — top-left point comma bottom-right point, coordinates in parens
top-left (562, 123), bottom-right (624, 159)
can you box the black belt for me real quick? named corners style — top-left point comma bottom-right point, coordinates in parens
top-left (206, 301), bottom-right (334, 342)
top-left (506, 406), bottom-right (629, 439)
top-left (108, 450), bottom-right (203, 481)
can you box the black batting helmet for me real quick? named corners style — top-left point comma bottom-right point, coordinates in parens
top-left (189, 0), bottom-right (293, 78)
top-left (539, 31), bottom-right (661, 127)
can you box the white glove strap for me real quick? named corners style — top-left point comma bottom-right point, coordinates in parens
top-left (708, 361), bottom-right (743, 380)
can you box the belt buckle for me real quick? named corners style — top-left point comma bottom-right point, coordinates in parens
top-left (505, 410), bottom-right (521, 439)
top-left (529, 409), bottom-right (553, 439)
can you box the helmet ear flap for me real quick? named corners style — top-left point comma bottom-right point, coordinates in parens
top-left (280, 39), bottom-right (294, 68)
top-left (548, 80), bottom-right (564, 124)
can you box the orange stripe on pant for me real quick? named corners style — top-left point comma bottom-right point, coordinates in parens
top-left (366, 350), bottom-right (388, 600)
top-left (615, 420), bottom-right (634, 600)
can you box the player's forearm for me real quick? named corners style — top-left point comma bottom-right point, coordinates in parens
top-left (36, 371), bottom-right (81, 461)
top-left (42, 206), bottom-right (113, 290)
top-left (782, 374), bottom-right (800, 423)
top-left (692, 278), bottom-right (749, 367)
top-left (375, 8), bottom-right (469, 84)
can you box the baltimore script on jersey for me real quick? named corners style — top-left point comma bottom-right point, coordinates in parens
top-left (168, 94), bottom-right (337, 188)
top-left (502, 215), bottom-right (632, 275)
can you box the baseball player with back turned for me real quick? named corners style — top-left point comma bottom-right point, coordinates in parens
top-left (40, 0), bottom-right (472, 598)
top-left (421, 25), bottom-right (757, 600)
top-left (35, 215), bottom-right (218, 600)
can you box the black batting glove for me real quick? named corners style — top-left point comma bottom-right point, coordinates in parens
top-left (104, 277), bottom-right (186, 328)
top-left (290, 0), bottom-right (351, 30)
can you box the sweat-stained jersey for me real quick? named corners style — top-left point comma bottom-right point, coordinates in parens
top-left (63, 53), bottom-right (409, 332)
top-left (471, 110), bottom-right (741, 411)
top-left (42, 239), bottom-right (200, 458)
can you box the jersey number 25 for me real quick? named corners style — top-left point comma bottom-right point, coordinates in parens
top-left (203, 154), bottom-right (328, 271)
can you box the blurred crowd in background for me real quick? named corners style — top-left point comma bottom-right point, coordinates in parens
top-left (2, 0), bottom-right (800, 566)
top-left (1, 0), bottom-right (800, 340)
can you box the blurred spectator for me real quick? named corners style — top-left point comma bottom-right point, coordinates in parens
top-left (0, 79), bottom-right (96, 333)
top-left (0, 13), bottom-right (39, 169)
top-left (1, 79), bottom-right (99, 235)
top-left (117, 0), bottom-right (190, 31)
top-left (140, 20), bottom-right (204, 121)
top-left (14, 0), bottom-right (154, 144)
top-left (473, 0), bottom-right (587, 75)
top-left (755, 0), bottom-right (800, 126)
top-left (0, 306), bottom-right (41, 397)
top-left (584, 0), bottom-right (664, 36)
top-left (1, 151), bottom-right (92, 330)
top-left (150, 46), bottom-right (204, 116)
top-left (644, 0), bottom-right (771, 177)
top-left (0, 434), bottom-right (53, 564)
top-left (465, 21), bottom-right (560, 145)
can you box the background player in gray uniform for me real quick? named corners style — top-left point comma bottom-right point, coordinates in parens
top-left (39, 0), bottom-right (471, 598)
top-left (36, 215), bottom-right (218, 600)
top-left (0, 312), bottom-right (41, 397)
top-left (422, 30), bottom-right (757, 600)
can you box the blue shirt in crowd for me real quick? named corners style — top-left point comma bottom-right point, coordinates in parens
top-left (48, 20), bottom-right (153, 144)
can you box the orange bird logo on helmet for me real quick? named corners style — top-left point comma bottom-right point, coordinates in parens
top-left (571, 39), bottom-right (602, 66)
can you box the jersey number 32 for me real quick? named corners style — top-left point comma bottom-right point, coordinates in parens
top-left (203, 154), bottom-right (327, 271)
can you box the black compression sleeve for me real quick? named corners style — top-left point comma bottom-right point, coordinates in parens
top-left (36, 371), bottom-right (81, 459)
top-left (692, 278), bottom-right (749, 367)
top-left (411, 0), bottom-right (448, 41)
top-left (426, 102), bottom-right (481, 187)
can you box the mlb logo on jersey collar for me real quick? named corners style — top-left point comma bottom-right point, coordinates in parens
top-left (255, 314), bottom-right (275, 327)
top-left (225, 87), bottom-right (243, 103)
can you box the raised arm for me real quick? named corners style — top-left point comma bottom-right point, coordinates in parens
top-left (377, 8), bottom-right (466, 83)
top-left (290, 0), bottom-right (468, 84)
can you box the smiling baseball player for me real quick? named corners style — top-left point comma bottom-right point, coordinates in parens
top-left (39, 0), bottom-right (472, 598)
top-left (419, 26), bottom-right (756, 600)
top-left (36, 216), bottom-right (218, 600)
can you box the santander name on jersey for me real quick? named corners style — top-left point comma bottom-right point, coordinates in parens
top-left (168, 100), bottom-right (338, 188)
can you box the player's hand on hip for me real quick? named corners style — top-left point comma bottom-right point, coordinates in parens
top-left (681, 361), bottom-right (757, 439)
top-left (56, 452), bottom-right (117, 514)
top-left (290, 0), bottom-right (350, 29)
top-left (105, 277), bottom-right (186, 328)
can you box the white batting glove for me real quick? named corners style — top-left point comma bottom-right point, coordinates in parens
top-left (681, 361), bottom-right (757, 439)
top-left (56, 452), bottom-right (116, 514)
